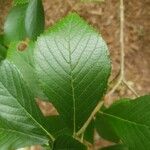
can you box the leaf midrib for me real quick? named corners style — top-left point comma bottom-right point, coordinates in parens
top-left (0, 127), bottom-right (47, 141)
top-left (68, 38), bottom-right (76, 135)
top-left (0, 79), bottom-right (54, 141)
top-left (99, 111), bottom-right (150, 129)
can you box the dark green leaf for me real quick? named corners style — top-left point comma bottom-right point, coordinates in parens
top-left (0, 60), bottom-right (54, 149)
top-left (96, 95), bottom-right (150, 150)
top-left (100, 144), bottom-right (128, 150)
top-left (35, 13), bottom-right (111, 133)
top-left (0, 34), bottom-right (4, 45)
top-left (45, 116), bottom-right (71, 138)
top-left (53, 135), bottom-right (86, 150)
top-left (0, 44), bottom-right (7, 61)
top-left (42, 144), bottom-right (52, 150)
top-left (84, 119), bottom-right (94, 143)
top-left (13, 0), bottom-right (29, 5)
top-left (7, 41), bottom-right (46, 99)
top-left (25, 0), bottom-right (45, 40)
top-left (95, 113), bottom-right (119, 142)
top-left (4, 4), bottom-right (27, 45)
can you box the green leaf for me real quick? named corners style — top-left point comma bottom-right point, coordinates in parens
top-left (4, 4), bottom-right (27, 45)
top-left (96, 95), bottom-right (150, 150)
top-left (42, 144), bottom-right (52, 150)
top-left (46, 116), bottom-right (71, 138)
top-left (100, 144), bottom-right (128, 150)
top-left (53, 135), bottom-right (86, 150)
top-left (13, 0), bottom-right (29, 5)
top-left (84, 119), bottom-right (94, 143)
top-left (0, 60), bottom-right (54, 149)
top-left (35, 13), bottom-right (111, 133)
top-left (0, 34), bottom-right (4, 45)
top-left (25, 0), bottom-right (45, 40)
top-left (7, 41), bottom-right (46, 99)
top-left (0, 44), bottom-right (7, 61)
top-left (95, 111), bottom-right (120, 142)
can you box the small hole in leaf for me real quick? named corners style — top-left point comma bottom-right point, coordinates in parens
top-left (36, 98), bottom-right (59, 116)
top-left (17, 42), bottom-right (28, 52)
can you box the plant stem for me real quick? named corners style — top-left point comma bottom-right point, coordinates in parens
top-left (107, 0), bottom-right (139, 98)
top-left (108, 0), bottom-right (124, 95)
top-left (120, 0), bottom-right (125, 80)
top-left (123, 79), bottom-right (139, 97)
top-left (76, 101), bottom-right (104, 136)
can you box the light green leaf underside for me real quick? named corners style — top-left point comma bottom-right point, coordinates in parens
top-left (25, 0), bottom-right (45, 40)
top-left (0, 60), bottom-right (53, 149)
top-left (35, 13), bottom-right (111, 133)
top-left (7, 41), bottom-right (46, 99)
top-left (53, 135), bottom-right (86, 150)
top-left (97, 95), bottom-right (150, 150)
top-left (4, 4), bottom-right (27, 45)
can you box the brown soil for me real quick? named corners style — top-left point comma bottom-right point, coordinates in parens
top-left (0, 0), bottom-right (150, 149)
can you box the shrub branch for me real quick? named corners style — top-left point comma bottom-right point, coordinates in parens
top-left (107, 0), bottom-right (139, 98)
top-left (76, 101), bottom-right (104, 136)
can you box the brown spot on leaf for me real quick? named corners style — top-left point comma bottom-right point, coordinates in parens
top-left (17, 42), bottom-right (28, 52)
top-left (36, 98), bottom-right (59, 116)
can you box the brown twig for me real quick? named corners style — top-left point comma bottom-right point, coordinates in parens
top-left (76, 101), bottom-right (104, 136)
top-left (107, 0), bottom-right (139, 98)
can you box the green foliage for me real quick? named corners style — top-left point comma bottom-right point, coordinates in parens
top-left (7, 41), bottom-right (46, 99)
top-left (4, 4), bottom-right (27, 45)
top-left (84, 119), bottom-right (95, 143)
top-left (25, 0), bottom-right (45, 40)
top-left (100, 144), bottom-right (128, 150)
top-left (13, 0), bottom-right (29, 5)
top-left (4, 0), bottom-right (44, 44)
top-left (0, 60), bottom-right (53, 149)
top-left (0, 34), bottom-right (7, 61)
top-left (95, 110), bottom-right (120, 142)
top-left (34, 13), bottom-right (111, 133)
top-left (0, 44), bottom-right (7, 61)
top-left (0, 2), bottom-right (149, 149)
top-left (96, 95), bottom-right (150, 149)
top-left (53, 135), bottom-right (86, 150)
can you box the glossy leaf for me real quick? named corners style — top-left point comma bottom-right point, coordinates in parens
top-left (7, 41), bottom-right (46, 99)
top-left (100, 144), bottom-right (128, 150)
top-left (35, 13), bottom-right (111, 133)
top-left (96, 95), bottom-right (150, 150)
top-left (25, 0), bottom-right (45, 40)
top-left (53, 135), bottom-right (86, 150)
top-left (0, 60), bottom-right (54, 149)
top-left (4, 4), bottom-right (27, 45)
